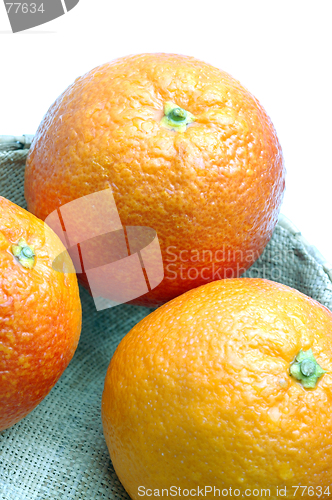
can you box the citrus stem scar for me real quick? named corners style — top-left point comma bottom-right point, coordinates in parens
top-left (289, 349), bottom-right (326, 389)
top-left (160, 102), bottom-right (195, 132)
top-left (11, 238), bottom-right (35, 269)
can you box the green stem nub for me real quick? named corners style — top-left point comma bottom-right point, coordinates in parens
top-left (169, 107), bottom-right (187, 122)
top-left (11, 238), bottom-right (35, 269)
top-left (160, 102), bottom-right (195, 132)
top-left (290, 349), bottom-right (326, 389)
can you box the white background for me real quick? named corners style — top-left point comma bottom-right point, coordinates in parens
top-left (0, 0), bottom-right (331, 262)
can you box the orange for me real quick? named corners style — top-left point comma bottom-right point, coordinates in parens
top-left (24, 53), bottom-right (285, 307)
top-left (0, 196), bottom-right (81, 431)
top-left (102, 279), bottom-right (332, 499)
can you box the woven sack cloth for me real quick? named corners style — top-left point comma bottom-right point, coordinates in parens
top-left (1, 137), bottom-right (332, 500)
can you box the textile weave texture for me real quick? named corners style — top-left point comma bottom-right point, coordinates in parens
top-left (1, 148), bottom-right (332, 500)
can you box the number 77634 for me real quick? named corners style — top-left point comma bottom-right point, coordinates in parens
top-left (5, 3), bottom-right (45, 14)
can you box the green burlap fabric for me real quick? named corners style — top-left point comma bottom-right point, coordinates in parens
top-left (1, 145), bottom-right (332, 500)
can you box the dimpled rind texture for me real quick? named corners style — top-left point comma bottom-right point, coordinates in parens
top-left (25, 53), bottom-right (285, 307)
top-left (102, 279), bottom-right (332, 499)
top-left (0, 196), bottom-right (82, 431)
